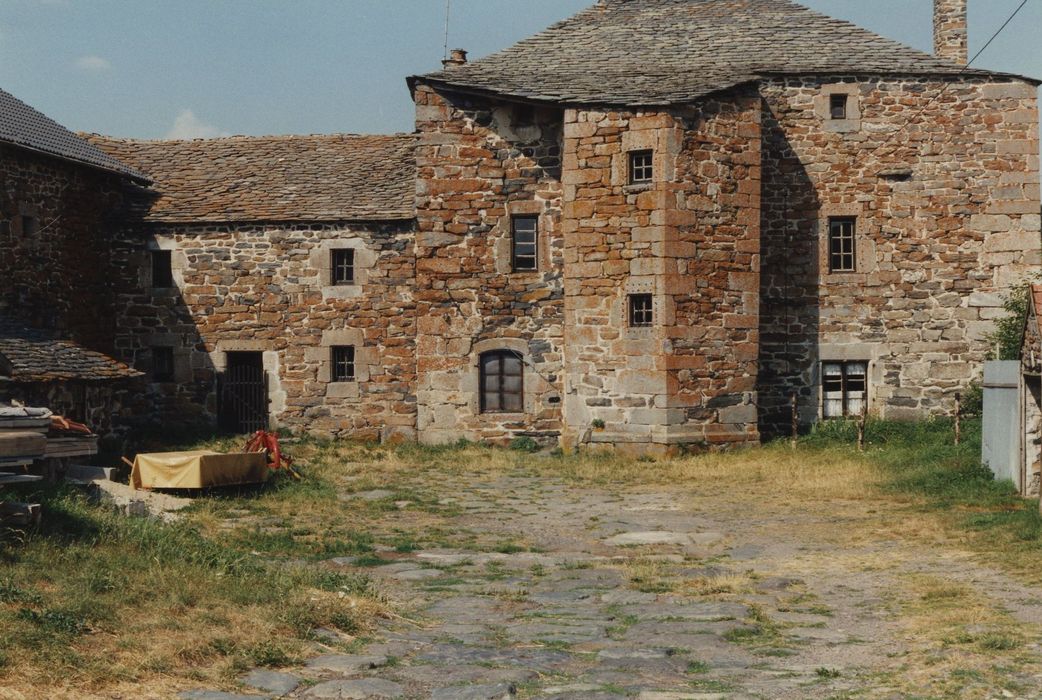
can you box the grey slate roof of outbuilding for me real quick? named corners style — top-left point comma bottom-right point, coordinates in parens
top-left (412, 0), bottom-right (1038, 106)
top-left (86, 133), bottom-right (417, 223)
top-left (0, 88), bottom-right (149, 181)
top-left (0, 317), bottom-right (142, 383)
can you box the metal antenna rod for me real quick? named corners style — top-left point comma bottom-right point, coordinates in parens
top-left (443, 0), bottom-right (452, 60)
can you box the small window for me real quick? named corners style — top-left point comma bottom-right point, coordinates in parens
top-left (628, 294), bottom-right (654, 328)
top-left (480, 350), bottom-right (524, 414)
top-left (331, 249), bottom-right (355, 286)
top-left (151, 250), bottom-right (173, 288)
top-left (152, 347), bottom-right (175, 383)
top-left (331, 346), bottom-right (356, 382)
top-left (822, 361), bottom-right (868, 418)
top-left (511, 216), bottom-right (538, 271)
top-left (21, 215), bottom-right (38, 237)
top-left (830, 94), bottom-right (848, 120)
top-left (828, 217), bottom-right (856, 273)
top-left (629, 150), bottom-right (654, 184)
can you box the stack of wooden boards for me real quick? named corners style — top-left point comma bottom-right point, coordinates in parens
top-left (0, 407), bottom-right (45, 526)
top-left (0, 406), bottom-right (50, 467)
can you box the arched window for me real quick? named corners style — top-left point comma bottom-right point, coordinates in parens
top-left (480, 350), bottom-right (524, 413)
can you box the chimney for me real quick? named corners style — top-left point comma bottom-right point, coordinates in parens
top-left (934, 0), bottom-right (968, 65)
top-left (442, 48), bottom-right (468, 69)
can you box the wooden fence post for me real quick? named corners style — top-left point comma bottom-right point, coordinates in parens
top-left (954, 392), bottom-right (961, 446)
top-left (791, 392), bottom-right (799, 449)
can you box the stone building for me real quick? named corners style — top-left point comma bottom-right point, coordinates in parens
top-left (3, 0), bottom-right (1041, 452)
top-left (0, 88), bottom-right (145, 430)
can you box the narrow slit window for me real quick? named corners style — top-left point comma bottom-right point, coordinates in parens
top-left (828, 217), bottom-right (856, 273)
top-left (151, 250), bottom-right (173, 288)
top-left (331, 249), bottom-right (355, 286)
top-left (152, 347), bottom-right (175, 383)
top-left (830, 94), bottom-right (848, 120)
top-left (331, 346), bottom-right (356, 382)
top-left (629, 294), bottom-right (654, 328)
top-left (511, 216), bottom-right (538, 271)
top-left (822, 361), bottom-right (868, 418)
top-left (629, 150), bottom-right (654, 184)
top-left (480, 350), bottom-right (524, 414)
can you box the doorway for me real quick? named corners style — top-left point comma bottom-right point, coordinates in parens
top-left (218, 352), bottom-right (269, 434)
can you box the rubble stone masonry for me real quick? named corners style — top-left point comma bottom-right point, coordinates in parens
top-left (111, 221), bottom-right (416, 441)
top-left (413, 85), bottom-right (566, 446)
top-left (0, 146), bottom-right (125, 350)
top-left (758, 77), bottom-right (1040, 434)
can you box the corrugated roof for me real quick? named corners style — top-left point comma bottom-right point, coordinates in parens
top-left (0, 88), bottom-right (149, 181)
top-left (412, 0), bottom-right (1037, 106)
top-left (0, 317), bottom-right (142, 383)
top-left (86, 133), bottom-right (417, 223)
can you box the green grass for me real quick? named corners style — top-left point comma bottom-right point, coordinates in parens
top-left (0, 483), bottom-right (380, 693)
top-left (802, 417), bottom-right (1042, 577)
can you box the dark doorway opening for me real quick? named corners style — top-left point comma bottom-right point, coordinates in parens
top-left (218, 352), bottom-right (268, 434)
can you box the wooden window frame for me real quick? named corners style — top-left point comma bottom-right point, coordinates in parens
top-left (511, 216), bottom-right (539, 272)
top-left (151, 250), bottom-right (174, 289)
top-left (628, 293), bottom-right (654, 328)
top-left (151, 346), bottom-right (175, 383)
top-left (628, 150), bottom-right (654, 185)
top-left (828, 217), bottom-right (857, 273)
top-left (479, 350), bottom-right (524, 414)
top-left (822, 361), bottom-right (868, 419)
top-left (331, 345), bottom-right (356, 382)
top-left (331, 249), bottom-right (355, 286)
top-left (829, 94), bottom-right (848, 120)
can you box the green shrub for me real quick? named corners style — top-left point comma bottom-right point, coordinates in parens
top-left (509, 436), bottom-right (540, 453)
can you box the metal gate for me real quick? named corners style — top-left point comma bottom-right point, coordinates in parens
top-left (218, 357), bottom-right (269, 434)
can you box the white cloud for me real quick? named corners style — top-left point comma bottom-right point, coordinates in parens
top-left (165, 109), bottom-right (230, 140)
top-left (74, 55), bottom-right (111, 72)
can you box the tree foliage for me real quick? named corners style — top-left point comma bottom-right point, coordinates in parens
top-left (985, 280), bottom-right (1036, 361)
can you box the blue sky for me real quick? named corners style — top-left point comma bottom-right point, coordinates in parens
top-left (0, 0), bottom-right (1038, 139)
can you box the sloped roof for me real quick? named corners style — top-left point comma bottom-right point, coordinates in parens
top-left (85, 133), bottom-right (417, 223)
top-left (0, 88), bottom-right (149, 181)
top-left (412, 0), bottom-right (1036, 106)
top-left (0, 317), bottom-right (142, 383)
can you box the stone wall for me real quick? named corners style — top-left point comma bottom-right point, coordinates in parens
top-left (413, 85), bottom-right (565, 446)
top-left (110, 221), bottom-right (416, 441)
top-left (758, 76), bottom-right (1041, 434)
top-left (0, 145), bottom-right (124, 351)
top-left (560, 88), bottom-right (762, 453)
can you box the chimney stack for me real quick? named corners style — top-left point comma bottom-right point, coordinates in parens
top-left (934, 0), bottom-right (968, 65)
top-left (442, 48), bottom-right (468, 69)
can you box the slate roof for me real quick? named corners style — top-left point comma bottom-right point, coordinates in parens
top-left (412, 0), bottom-right (1036, 106)
top-left (86, 133), bottom-right (417, 223)
top-left (0, 317), bottom-right (142, 383)
top-left (0, 88), bottom-right (149, 181)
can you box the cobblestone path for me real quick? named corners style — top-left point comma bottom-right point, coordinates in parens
top-left (182, 475), bottom-right (1042, 700)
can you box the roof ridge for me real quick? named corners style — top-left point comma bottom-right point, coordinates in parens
top-left (82, 132), bottom-right (417, 144)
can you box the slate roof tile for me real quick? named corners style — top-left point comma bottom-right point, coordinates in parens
top-left (412, 0), bottom-right (1037, 106)
top-left (85, 133), bottom-right (417, 223)
top-left (0, 317), bottom-right (142, 383)
top-left (0, 88), bottom-right (148, 181)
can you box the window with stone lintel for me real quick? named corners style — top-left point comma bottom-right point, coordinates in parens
top-left (331, 346), bottom-right (356, 382)
top-left (511, 216), bottom-right (538, 271)
top-left (822, 361), bottom-right (868, 418)
top-left (628, 294), bottom-right (654, 328)
top-left (331, 249), bottom-right (355, 286)
top-left (479, 350), bottom-right (524, 414)
top-left (828, 217), bottom-right (857, 273)
top-left (628, 150), bottom-right (654, 185)
top-left (829, 94), bottom-right (848, 120)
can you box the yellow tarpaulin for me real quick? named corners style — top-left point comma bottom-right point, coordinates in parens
top-left (131, 450), bottom-right (268, 490)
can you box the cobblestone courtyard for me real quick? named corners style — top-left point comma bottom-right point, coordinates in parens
top-left (182, 461), bottom-right (1042, 700)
